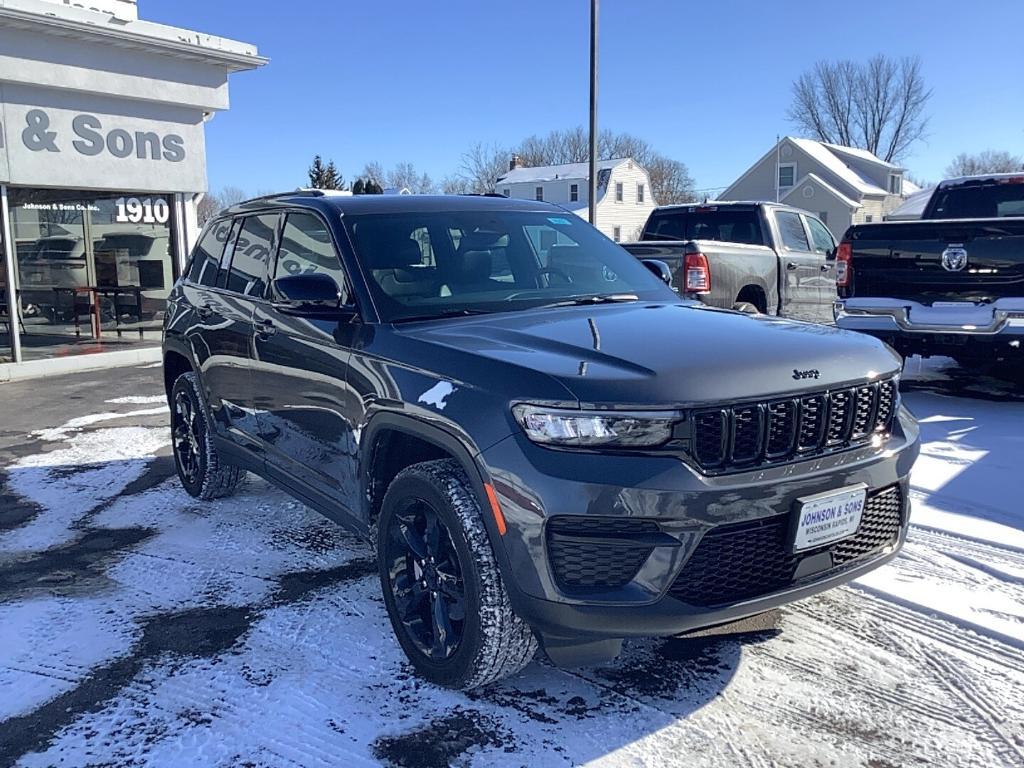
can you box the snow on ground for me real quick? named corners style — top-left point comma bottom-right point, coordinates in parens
top-left (0, 359), bottom-right (1022, 767)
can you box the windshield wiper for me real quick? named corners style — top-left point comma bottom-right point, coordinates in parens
top-left (392, 308), bottom-right (493, 324)
top-left (537, 293), bottom-right (639, 309)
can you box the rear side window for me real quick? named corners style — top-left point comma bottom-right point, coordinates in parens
top-left (805, 216), bottom-right (835, 254)
top-left (274, 212), bottom-right (351, 303)
top-left (187, 219), bottom-right (233, 287)
top-left (644, 208), bottom-right (764, 245)
top-left (223, 214), bottom-right (279, 297)
top-left (776, 211), bottom-right (810, 251)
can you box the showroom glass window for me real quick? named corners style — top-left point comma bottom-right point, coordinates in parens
top-left (8, 189), bottom-right (177, 351)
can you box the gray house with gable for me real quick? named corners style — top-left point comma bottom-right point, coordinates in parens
top-left (720, 137), bottom-right (912, 238)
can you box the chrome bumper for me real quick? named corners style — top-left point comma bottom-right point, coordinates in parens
top-left (834, 297), bottom-right (1024, 337)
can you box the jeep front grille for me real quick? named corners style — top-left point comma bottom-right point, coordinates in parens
top-left (690, 378), bottom-right (898, 473)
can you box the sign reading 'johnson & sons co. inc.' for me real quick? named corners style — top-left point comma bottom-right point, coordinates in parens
top-left (0, 98), bottom-right (208, 193)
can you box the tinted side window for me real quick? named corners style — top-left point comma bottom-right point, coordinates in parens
top-left (274, 212), bottom-right (350, 303)
top-left (776, 211), bottom-right (810, 251)
top-left (188, 219), bottom-right (233, 287)
top-left (806, 216), bottom-right (835, 254)
top-left (223, 214), bottom-right (279, 297)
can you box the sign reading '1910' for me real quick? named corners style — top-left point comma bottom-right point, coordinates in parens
top-left (20, 109), bottom-right (185, 162)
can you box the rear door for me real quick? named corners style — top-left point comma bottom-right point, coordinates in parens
top-left (251, 210), bottom-right (363, 519)
top-left (189, 213), bottom-right (279, 448)
top-left (803, 214), bottom-right (839, 323)
top-left (773, 209), bottom-right (821, 321)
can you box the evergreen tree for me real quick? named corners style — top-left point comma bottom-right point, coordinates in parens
top-left (352, 178), bottom-right (366, 195)
top-left (325, 160), bottom-right (344, 190)
top-left (308, 155), bottom-right (345, 190)
top-left (308, 155), bottom-right (328, 188)
top-left (365, 179), bottom-right (384, 194)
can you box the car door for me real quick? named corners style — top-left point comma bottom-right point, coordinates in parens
top-left (251, 210), bottom-right (362, 518)
top-left (803, 214), bottom-right (839, 324)
top-left (773, 209), bottom-right (820, 321)
top-left (181, 216), bottom-right (261, 447)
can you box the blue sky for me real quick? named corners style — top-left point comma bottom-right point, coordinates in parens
top-left (145, 0), bottom-right (1024, 196)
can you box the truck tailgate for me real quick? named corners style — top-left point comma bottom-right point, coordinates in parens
top-left (848, 219), bottom-right (1024, 303)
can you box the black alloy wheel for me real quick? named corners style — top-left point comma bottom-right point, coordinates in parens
top-left (173, 386), bottom-right (203, 487)
top-left (383, 497), bottom-right (467, 660)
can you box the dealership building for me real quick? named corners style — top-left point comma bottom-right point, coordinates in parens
top-left (0, 0), bottom-right (264, 378)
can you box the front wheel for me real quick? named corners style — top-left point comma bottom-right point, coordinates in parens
top-left (378, 459), bottom-right (537, 689)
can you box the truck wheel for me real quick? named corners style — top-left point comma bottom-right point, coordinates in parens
top-left (378, 459), bottom-right (537, 689)
top-left (170, 372), bottom-right (245, 500)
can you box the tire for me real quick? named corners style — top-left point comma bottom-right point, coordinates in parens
top-left (170, 371), bottom-right (245, 500)
top-left (377, 459), bottom-right (537, 689)
top-left (732, 301), bottom-right (760, 315)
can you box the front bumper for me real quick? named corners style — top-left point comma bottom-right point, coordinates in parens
top-left (834, 298), bottom-right (1024, 359)
top-left (480, 406), bottom-right (919, 640)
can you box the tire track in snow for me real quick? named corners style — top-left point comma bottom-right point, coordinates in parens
top-left (795, 589), bottom-right (1024, 676)
top-left (911, 642), bottom-right (1024, 767)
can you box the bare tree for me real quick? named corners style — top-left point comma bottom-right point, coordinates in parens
top-left (362, 161), bottom-right (385, 186)
top-left (196, 194), bottom-right (219, 225)
top-left (945, 150), bottom-right (1024, 177)
top-left (441, 175), bottom-right (472, 195)
top-left (789, 55), bottom-right (931, 162)
top-left (218, 186), bottom-right (248, 207)
top-left (385, 162), bottom-right (436, 194)
top-left (459, 142), bottom-right (510, 194)
top-left (644, 154), bottom-right (697, 205)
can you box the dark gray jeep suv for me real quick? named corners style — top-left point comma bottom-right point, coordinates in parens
top-left (163, 192), bottom-right (920, 689)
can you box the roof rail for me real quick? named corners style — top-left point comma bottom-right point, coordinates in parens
top-left (459, 192), bottom-right (509, 198)
top-left (241, 188), bottom-right (348, 204)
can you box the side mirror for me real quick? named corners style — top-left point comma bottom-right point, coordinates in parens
top-left (641, 258), bottom-right (673, 287)
top-left (826, 247), bottom-right (837, 261)
top-left (271, 273), bottom-right (354, 319)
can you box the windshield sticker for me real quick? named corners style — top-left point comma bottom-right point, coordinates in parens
top-left (547, 217), bottom-right (572, 225)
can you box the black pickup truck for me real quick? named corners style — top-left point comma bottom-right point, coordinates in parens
top-left (834, 173), bottom-right (1024, 368)
top-left (622, 202), bottom-right (837, 324)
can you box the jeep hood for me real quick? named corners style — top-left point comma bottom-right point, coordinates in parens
top-left (401, 302), bottom-right (901, 407)
top-left (399, 303), bottom-right (897, 409)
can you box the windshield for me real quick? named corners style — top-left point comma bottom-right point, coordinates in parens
top-left (345, 209), bottom-right (678, 322)
top-left (643, 207), bottom-right (765, 245)
top-left (929, 178), bottom-right (1024, 218)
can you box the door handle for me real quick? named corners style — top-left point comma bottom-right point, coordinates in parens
top-left (255, 319), bottom-right (277, 339)
top-left (786, 262), bottom-right (799, 271)
top-left (820, 264), bottom-right (831, 272)
top-left (196, 304), bottom-right (214, 319)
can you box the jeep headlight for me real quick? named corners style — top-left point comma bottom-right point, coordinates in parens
top-left (512, 404), bottom-right (676, 448)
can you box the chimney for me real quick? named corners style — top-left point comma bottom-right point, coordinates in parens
top-left (509, 154), bottom-right (522, 171)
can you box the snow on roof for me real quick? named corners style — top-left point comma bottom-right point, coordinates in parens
top-left (497, 158), bottom-right (629, 185)
top-left (780, 172), bottom-right (862, 210)
top-left (821, 142), bottom-right (902, 170)
top-left (884, 188), bottom-right (933, 220)
top-left (788, 138), bottom-right (889, 197)
top-left (902, 178), bottom-right (922, 195)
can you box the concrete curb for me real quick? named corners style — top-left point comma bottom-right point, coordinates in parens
top-left (0, 346), bottom-right (162, 383)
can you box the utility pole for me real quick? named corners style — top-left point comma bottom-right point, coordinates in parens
top-left (588, 0), bottom-right (598, 226)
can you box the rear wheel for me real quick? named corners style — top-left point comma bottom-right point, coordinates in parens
top-left (732, 301), bottom-right (760, 315)
top-left (171, 372), bottom-right (245, 500)
top-left (378, 459), bottom-right (537, 689)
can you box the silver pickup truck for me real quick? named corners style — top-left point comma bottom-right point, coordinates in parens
top-left (623, 201), bottom-right (838, 324)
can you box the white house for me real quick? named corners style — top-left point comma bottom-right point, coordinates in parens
top-left (494, 156), bottom-right (657, 242)
top-left (720, 137), bottom-right (913, 237)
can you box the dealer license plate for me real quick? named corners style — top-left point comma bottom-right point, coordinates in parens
top-left (792, 484), bottom-right (866, 552)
